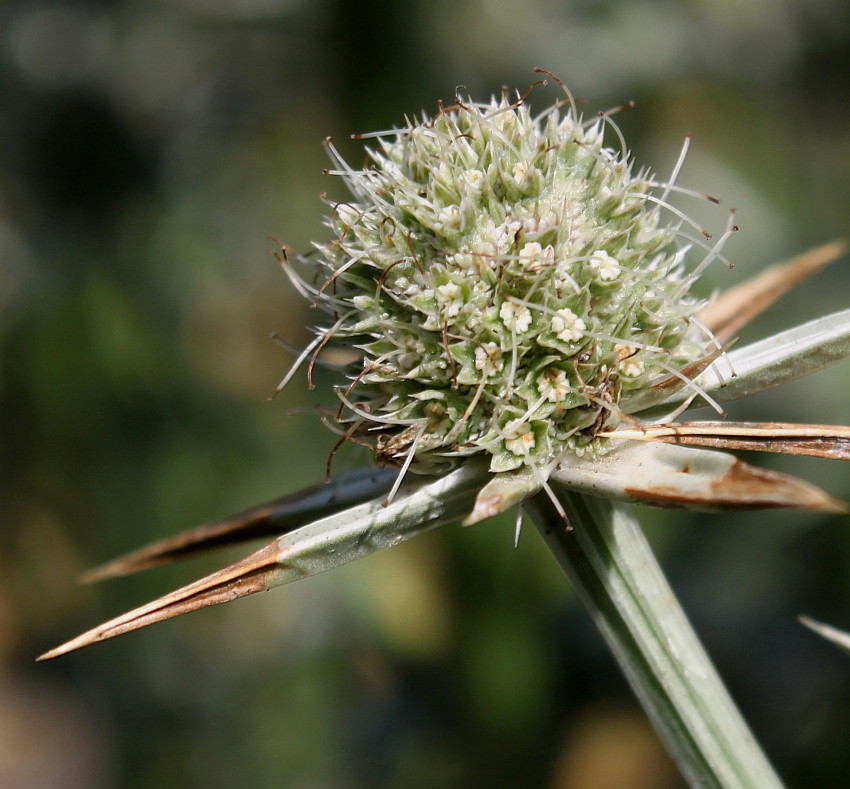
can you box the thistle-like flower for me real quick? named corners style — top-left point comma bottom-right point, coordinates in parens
top-left (41, 75), bottom-right (850, 651)
top-left (299, 81), bottom-right (731, 479)
top-left (45, 72), bottom-right (850, 657)
top-left (39, 76), bottom-right (850, 767)
top-left (39, 72), bottom-right (850, 785)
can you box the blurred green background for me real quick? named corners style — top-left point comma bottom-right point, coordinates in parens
top-left (3, 1), bottom-right (850, 787)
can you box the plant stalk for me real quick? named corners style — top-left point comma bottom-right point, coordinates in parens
top-left (525, 487), bottom-right (784, 789)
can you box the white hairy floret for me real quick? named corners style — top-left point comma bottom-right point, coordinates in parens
top-left (298, 84), bottom-right (723, 473)
top-left (589, 250), bottom-right (621, 282)
top-left (551, 308), bottom-right (586, 343)
top-left (500, 302), bottom-right (533, 334)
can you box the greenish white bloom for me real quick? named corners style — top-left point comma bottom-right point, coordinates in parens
top-left (287, 86), bottom-right (732, 475)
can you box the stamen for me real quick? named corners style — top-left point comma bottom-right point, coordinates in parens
top-left (647, 181), bottom-right (720, 205)
top-left (269, 333), bottom-right (324, 400)
top-left (597, 105), bottom-right (634, 155)
top-left (639, 193), bottom-right (712, 238)
top-left (649, 359), bottom-right (726, 416)
top-left (334, 389), bottom-right (422, 426)
top-left (514, 505), bottom-right (524, 547)
top-left (534, 68), bottom-right (580, 129)
top-left (539, 474), bottom-right (569, 522)
top-left (658, 134), bottom-right (691, 206)
top-left (674, 211), bottom-right (739, 297)
top-left (384, 423), bottom-right (428, 506)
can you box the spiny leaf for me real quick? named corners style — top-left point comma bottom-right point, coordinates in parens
top-left (601, 421), bottom-right (850, 461)
top-left (81, 467), bottom-right (398, 582)
top-left (38, 461), bottom-right (491, 660)
top-left (552, 440), bottom-right (846, 513)
top-left (641, 307), bottom-right (850, 415)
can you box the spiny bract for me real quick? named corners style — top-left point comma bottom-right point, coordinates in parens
top-left (290, 83), bottom-right (728, 474)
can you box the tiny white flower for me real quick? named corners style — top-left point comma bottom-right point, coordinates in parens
top-left (615, 343), bottom-right (645, 377)
top-left (449, 251), bottom-right (475, 271)
top-left (459, 169), bottom-right (485, 192)
top-left (521, 209), bottom-right (560, 238)
top-left (503, 420), bottom-right (536, 456)
top-left (519, 242), bottom-right (543, 267)
top-left (476, 242), bottom-right (500, 271)
top-left (435, 205), bottom-right (462, 234)
top-left (537, 369), bottom-right (571, 403)
top-left (500, 301), bottom-right (532, 333)
top-left (551, 308), bottom-right (586, 343)
top-left (475, 342), bottom-right (504, 375)
top-left (436, 282), bottom-right (463, 317)
top-left (492, 220), bottom-right (522, 251)
top-left (589, 250), bottom-right (621, 281)
top-left (512, 162), bottom-right (537, 190)
top-left (620, 359), bottom-right (644, 377)
top-left (516, 241), bottom-right (555, 272)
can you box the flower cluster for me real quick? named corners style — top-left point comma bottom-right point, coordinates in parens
top-left (295, 85), bottom-right (724, 473)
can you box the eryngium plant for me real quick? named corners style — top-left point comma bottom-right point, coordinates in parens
top-left (41, 73), bottom-right (850, 788)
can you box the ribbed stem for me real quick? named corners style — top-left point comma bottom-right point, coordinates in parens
top-left (525, 487), bottom-right (784, 789)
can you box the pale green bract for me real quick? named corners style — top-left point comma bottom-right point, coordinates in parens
top-left (306, 90), bottom-right (728, 474)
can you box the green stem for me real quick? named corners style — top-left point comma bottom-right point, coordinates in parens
top-left (525, 487), bottom-right (784, 789)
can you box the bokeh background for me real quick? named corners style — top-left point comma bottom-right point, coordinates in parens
top-left (3, 1), bottom-right (850, 787)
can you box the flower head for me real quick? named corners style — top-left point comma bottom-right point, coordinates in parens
top-left (306, 84), bottom-right (728, 473)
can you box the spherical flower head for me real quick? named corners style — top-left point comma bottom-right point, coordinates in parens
top-left (306, 84), bottom-right (719, 473)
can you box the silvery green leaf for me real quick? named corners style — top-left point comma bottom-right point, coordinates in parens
top-left (551, 439), bottom-right (844, 512)
top-left (80, 466), bottom-right (399, 582)
top-left (640, 308), bottom-right (850, 416)
top-left (38, 461), bottom-right (492, 660)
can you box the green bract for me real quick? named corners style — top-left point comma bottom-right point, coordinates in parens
top-left (295, 89), bottom-right (728, 473)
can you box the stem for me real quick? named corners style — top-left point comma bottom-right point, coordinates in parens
top-left (525, 487), bottom-right (784, 789)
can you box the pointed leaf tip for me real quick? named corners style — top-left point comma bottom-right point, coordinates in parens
top-left (462, 467), bottom-right (546, 526)
top-left (40, 463), bottom-right (490, 660)
top-left (604, 421), bottom-right (850, 462)
top-left (38, 541), bottom-right (285, 661)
